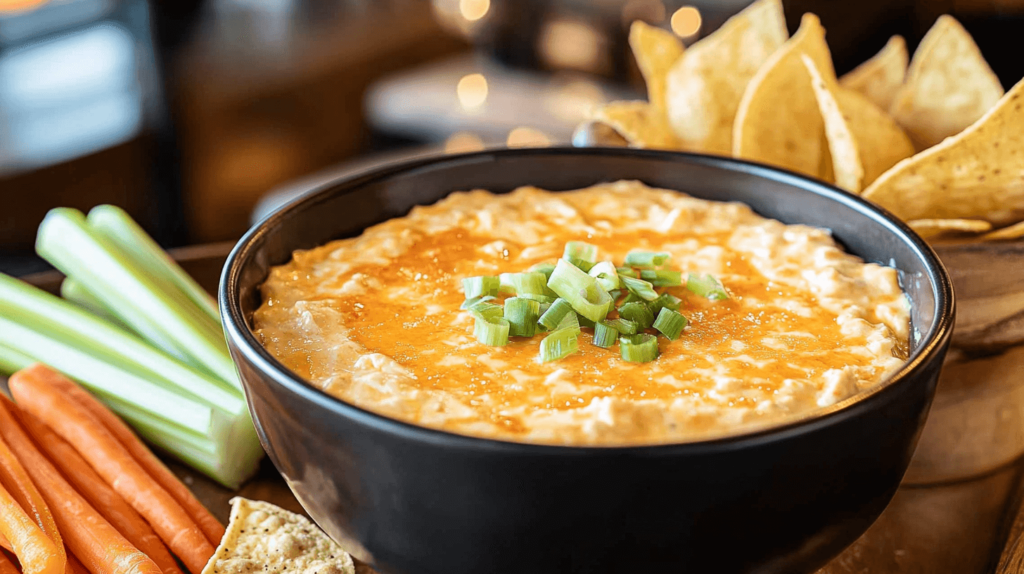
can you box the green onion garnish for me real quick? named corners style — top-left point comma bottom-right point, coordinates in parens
top-left (608, 289), bottom-right (622, 301)
top-left (563, 241), bottom-right (598, 262)
top-left (593, 321), bottom-right (619, 348)
top-left (640, 269), bottom-right (682, 287)
top-left (539, 328), bottom-right (579, 362)
top-left (686, 273), bottom-right (730, 301)
top-left (538, 298), bottom-right (574, 331)
top-left (466, 299), bottom-right (503, 321)
top-left (474, 315), bottom-right (510, 346)
top-left (462, 276), bottom-right (499, 299)
top-left (621, 276), bottom-right (658, 301)
top-left (588, 261), bottom-right (620, 292)
top-left (624, 251), bottom-right (671, 268)
top-left (529, 262), bottom-right (556, 279)
top-left (620, 333), bottom-right (659, 363)
top-left (616, 267), bottom-right (639, 278)
top-left (603, 318), bottom-right (638, 335)
top-left (547, 259), bottom-right (613, 323)
top-left (578, 315), bottom-right (596, 329)
top-left (518, 293), bottom-right (557, 304)
top-left (649, 293), bottom-right (682, 315)
top-left (567, 257), bottom-right (596, 272)
top-left (555, 310), bottom-right (582, 336)
top-left (499, 272), bottom-right (550, 297)
top-left (652, 308), bottom-right (688, 340)
top-left (618, 301), bottom-right (654, 330)
top-left (460, 295), bottom-right (496, 310)
top-left (505, 297), bottom-right (540, 337)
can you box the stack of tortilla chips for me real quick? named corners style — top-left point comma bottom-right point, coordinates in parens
top-left (584, 0), bottom-right (1024, 242)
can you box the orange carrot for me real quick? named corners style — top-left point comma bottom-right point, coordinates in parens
top-left (65, 553), bottom-right (87, 574)
top-left (9, 366), bottom-right (214, 574)
top-left (0, 533), bottom-right (8, 552)
top-left (14, 409), bottom-right (183, 574)
top-left (0, 427), bottom-right (65, 574)
top-left (0, 477), bottom-right (61, 574)
top-left (19, 369), bottom-right (224, 546)
top-left (0, 399), bottom-right (160, 574)
top-left (0, 550), bottom-right (22, 574)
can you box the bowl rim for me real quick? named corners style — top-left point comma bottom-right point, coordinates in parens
top-left (220, 147), bottom-right (955, 455)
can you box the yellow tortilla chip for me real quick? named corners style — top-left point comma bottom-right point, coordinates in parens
top-left (890, 15), bottom-right (1004, 150)
top-left (908, 218), bottom-right (992, 238)
top-left (202, 498), bottom-right (356, 574)
top-left (981, 220), bottom-right (1024, 241)
top-left (733, 13), bottom-right (834, 179)
top-left (803, 55), bottom-right (863, 192)
top-left (834, 88), bottom-right (915, 188)
top-left (839, 36), bottom-right (908, 112)
top-left (629, 21), bottom-right (684, 118)
top-left (862, 77), bottom-right (1024, 226)
top-left (664, 0), bottom-right (787, 155)
top-left (590, 100), bottom-right (682, 150)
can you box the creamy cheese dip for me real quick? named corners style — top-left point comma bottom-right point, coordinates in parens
top-left (254, 181), bottom-right (909, 444)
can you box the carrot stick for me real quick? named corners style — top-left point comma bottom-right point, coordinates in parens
top-left (0, 550), bottom-right (22, 574)
top-left (0, 478), bottom-right (61, 574)
top-left (65, 553), bottom-right (87, 574)
top-left (0, 399), bottom-right (160, 574)
top-left (14, 409), bottom-right (183, 574)
top-left (9, 366), bottom-right (214, 574)
top-left (18, 369), bottom-right (224, 546)
top-left (0, 427), bottom-right (65, 574)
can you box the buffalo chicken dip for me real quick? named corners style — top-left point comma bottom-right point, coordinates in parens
top-left (254, 181), bottom-right (909, 444)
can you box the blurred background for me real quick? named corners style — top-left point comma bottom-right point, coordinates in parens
top-left (1, 0), bottom-right (1022, 274)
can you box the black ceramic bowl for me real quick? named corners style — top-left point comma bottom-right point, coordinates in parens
top-left (220, 148), bottom-right (954, 574)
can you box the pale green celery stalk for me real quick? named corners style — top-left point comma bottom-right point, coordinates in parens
top-left (0, 315), bottom-right (214, 436)
top-left (0, 343), bottom-right (34, 375)
top-left (0, 274), bottom-right (245, 417)
top-left (87, 205), bottom-right (219, 324)
top-left (35, 209), bottom-right (239, 386)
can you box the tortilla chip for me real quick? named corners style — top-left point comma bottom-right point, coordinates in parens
top-left (834, 88), bottom-right (915, 188)
top-left (733, 13), bottom-right (835, 179)
top-left (590, 100), bottom-right (682, 149)
top-left (908, 218), bottom-right (992, 238)
top-left (890, 15), bottom-right (1003, 150)
top-left (664, 0), bottom-right (787, 155)
top-left (862, 77), bottom-right (1024, 226)
top-left (202, 498), bottom-right (355, 574)
top-left (981, 220), bottom-right (1024, 241)
top-left (629, 21), bottom-right (684, 118)
top-left (839, 36), bottom-right (908, 112)
top-left (803, 55), bottom-right (863, 192)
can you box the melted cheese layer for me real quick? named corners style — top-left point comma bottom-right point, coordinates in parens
top-left (254, 181), bottom-right (909, 444)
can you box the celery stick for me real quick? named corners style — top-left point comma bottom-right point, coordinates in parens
top-left (0, 315), bottom-right (215, 435)
top-left (0, 274), bottom-right (245, 416)
top-left (0, 343), bottom-right (33, 375)
top-left (88, 205), bottom-right (219, 323)
top-left (35, 209), bottom-right (240, 387)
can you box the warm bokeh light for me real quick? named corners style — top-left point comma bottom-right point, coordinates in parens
top-left (538, 19), bottom-right (606, 73)
top-left (0, 0), bottom-right (47, 13)
top-left (506, 127), bottom-right (551, 148)
top-left (444, 131), bottom-right (485, 154)
top-left (621, 0), bottom-right (666, 25)
top-left (670, 6), bottom-right (702, 38)
top-left (456, 73), bottom-right (488, 111)
top-left (459, 0), bottom-right (490, 22)
top-left (545, 79), bottom-right (605, 122)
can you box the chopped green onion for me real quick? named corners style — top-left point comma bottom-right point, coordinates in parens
top-left (555, 311), bottom-right (581, 336)
top-left (621, 276), bottom-right (658, 301)
top-left (588, 261), bottom-right (620, 292)
top-left (462, 276), bottom-right (499, 299)
top-left (518, 293), bottom-right (557, 304)
top-left (563, 241), bottom-right (598, 262)
top-left (649, 293), bottom-right (682, 316)
top-left (474, 316), bottom-right (510, 346)
top-left (593, 321), bottom-right (619, 348)
top-left (653, 308), bottom-right (688, 340)
top-left (640, 269), bottom-right (682, 287)
top-left (620, 333), bottom-right (660, 363)
top-left (567, 257), bottom-right (596, 272)
top-left (618, 301), bottom-right (654, 330)
top-left (505, 297), bottom-right (540, 337)
top-left (622, 291), bottom-right (644, 305)
top-left (466, 299), bottom-right (503, 321)
top-left (608, 289), bottom-right (622, 301)
top-left (686, 273), bottom-right (730, 301)
top-left (499, 272), bottom-right (550, 297)
top-left (578, 315), bottom-right (596, 329)
top-left (603, 318), bottom-right (638, 335)
top-left (546, 259), bottom-right (613, 323)
top-left (539, 328), bottom-right (579, 362)
top-left (529, 263), bottom-right (556, 279)
top-left (624, 251), bottom-right (671, 268)
top-left (539, 298), bottom-right (574, 331)
top-left (461, 295), bottom-right (496, 310)
top-left (616, 267), bottom-right (639, 278)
